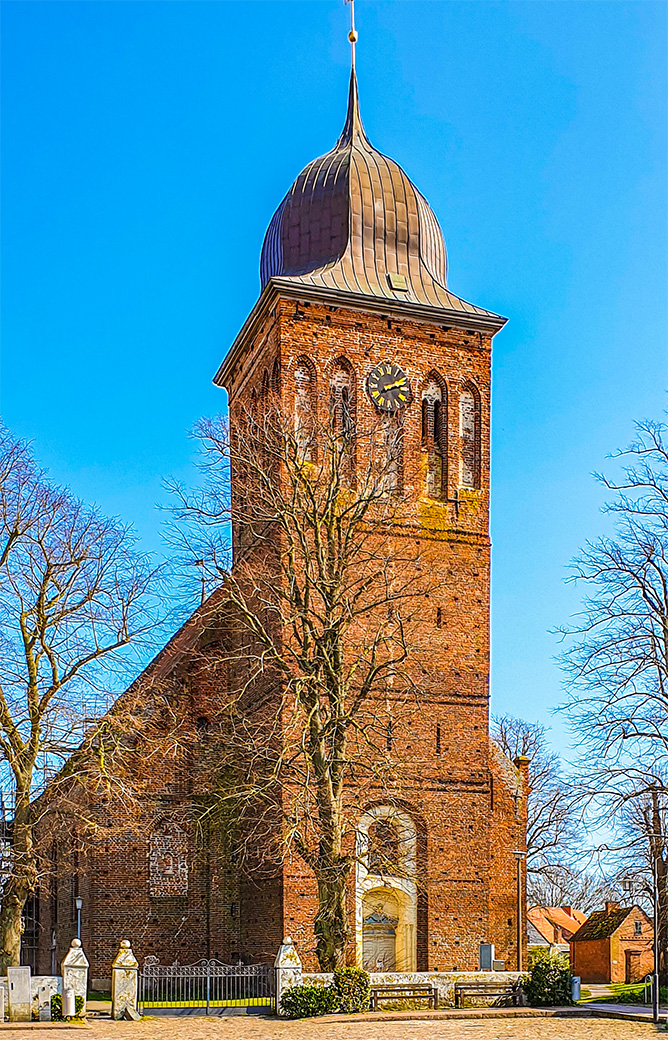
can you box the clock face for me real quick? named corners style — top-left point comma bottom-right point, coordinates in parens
top-left (366, 363), bottom-right (411, 412)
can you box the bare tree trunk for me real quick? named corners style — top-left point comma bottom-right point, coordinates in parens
top-left (659, 851), bottom-right (668, 989)
top-left (314, 862), bottom-right (350, 972)
top-left (0, 798), bottom-right (36, 972)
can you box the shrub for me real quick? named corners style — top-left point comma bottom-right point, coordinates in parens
top-left (523, 950), bottom-right (573, 1007)
top-left (333, 966), bottom-right (371, 1013)
top-left (51, 993), bottom-right (85, 1020)
top-left (280, 983), bottom-right (338, 1018)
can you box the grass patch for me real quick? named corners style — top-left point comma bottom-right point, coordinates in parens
top-left (584, 982), bottom-right (658, 1005)
top-left (87, 990), bottom-right (111, 1002)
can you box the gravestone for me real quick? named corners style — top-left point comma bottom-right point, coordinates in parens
top-left (62, 937), bottom-right (89, 1006)
top-left (111, 940), bottom-right (139, 1020)
top-left (7, 966), bottom-right (31, 1022)
top-left (274, 936), bottom-right (302, 1015)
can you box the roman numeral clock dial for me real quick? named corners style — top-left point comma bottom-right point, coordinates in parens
top-left (366, 362), bottom-right (411, 412)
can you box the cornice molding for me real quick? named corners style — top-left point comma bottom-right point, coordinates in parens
top-left (213, 278), bottom-right (507, 390)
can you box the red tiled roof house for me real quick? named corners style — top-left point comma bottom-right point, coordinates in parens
top-left (570, 902), bottom-right (653, 984)
top-left (527, 906), bottom-right (587, 955)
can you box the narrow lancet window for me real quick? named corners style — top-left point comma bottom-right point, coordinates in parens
top-left (459, 386), bottom-right (480, 488)
top-left (422, 374), bottom-right (447, 498)
top-left (294, 358), bottom-right (316, 461)
top-left (329, 358), bottom-right (357, 475)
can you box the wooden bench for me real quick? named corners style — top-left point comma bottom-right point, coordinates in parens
top-left (454, 980), bottom-right (518, 1008)
top-left (370, 983), bottom-right (438, 1011)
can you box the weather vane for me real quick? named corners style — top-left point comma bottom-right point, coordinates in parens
top-left (345, 0), bottom-right (358, 70)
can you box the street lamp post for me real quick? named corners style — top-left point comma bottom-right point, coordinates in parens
top-left (513, 850), bottom-right (526, 972)
top-left (653, 854), bottom-right (660, 1025)
top-left (624, 836), bottom-right (663, 1026)
top-left (75, 897), bottom-right (83, 942)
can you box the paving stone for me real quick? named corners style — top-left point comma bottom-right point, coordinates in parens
top-left (69, 1013), bottom-right (665, 1040)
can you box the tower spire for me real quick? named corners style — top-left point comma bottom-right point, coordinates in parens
top-left (346, 0), bottom-right (358, 71)
top-left (339, 0), bottom-right (367, 146)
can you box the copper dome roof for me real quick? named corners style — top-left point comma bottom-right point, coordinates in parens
top-left (259, 71), bottom-right (497, 320)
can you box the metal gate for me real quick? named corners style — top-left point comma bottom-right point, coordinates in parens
top-left (139, 957), bottom-right (275, 1015)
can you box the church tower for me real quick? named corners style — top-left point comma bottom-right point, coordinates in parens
top-left (214, 68), bottom-right (527, 973)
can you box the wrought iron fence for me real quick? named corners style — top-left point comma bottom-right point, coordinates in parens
top-left (139, 957), bottom-right (275, 1015)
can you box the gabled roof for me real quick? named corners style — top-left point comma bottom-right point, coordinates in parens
top-left (528, 906), bottom-right (587, 944)
top-left (570, 907), bottom-right (634, 942)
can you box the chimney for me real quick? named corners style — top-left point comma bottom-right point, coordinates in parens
top-left (605, 901), bottom-right (620, 915)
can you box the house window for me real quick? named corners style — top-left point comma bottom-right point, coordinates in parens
top-left (635, 920), bottom-right (642, 936)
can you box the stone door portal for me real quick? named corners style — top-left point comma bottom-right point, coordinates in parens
top-left (362, 911), bottom-right (398, 972)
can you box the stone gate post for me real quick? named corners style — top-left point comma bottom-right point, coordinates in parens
top-left (61, 938), bottom-right (89, 1008)
top-left (111, 940), bottom-right (139, 1020)
top-left (274, 936), bottom-right (302, 1015)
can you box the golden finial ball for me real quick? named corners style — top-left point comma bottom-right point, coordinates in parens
top-left (348, 30), bottom-right (358, 43)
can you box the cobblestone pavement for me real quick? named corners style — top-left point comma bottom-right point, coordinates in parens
top-left (12, 1013), bottom-right (658, 1040)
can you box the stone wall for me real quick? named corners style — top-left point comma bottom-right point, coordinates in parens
top-left (303, 970), bottom-right (523, 1008)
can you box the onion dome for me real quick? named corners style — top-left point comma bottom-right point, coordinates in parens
top-left (259, 70), bottom-right (496, 320)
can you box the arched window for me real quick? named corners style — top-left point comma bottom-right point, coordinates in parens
top-left (294, 357), bottom-right (316, 461)
top-left (421, 373), bottom-right (447, 498)
top-left (459, 384), bottom-right (481, 488)
top-left (329, 358), bottom-right (357, 476)
top-left (368, 819), bottom-right (400, 875)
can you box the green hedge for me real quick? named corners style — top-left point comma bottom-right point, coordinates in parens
top-left (523, 950), bottom-right (573, 1007)
top-left (333, 966), bottom-right (371, 1013)
top-left (280, 983), bottom-right (339, 1018)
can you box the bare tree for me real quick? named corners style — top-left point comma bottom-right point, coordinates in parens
top-left (0, 424), bottom-right (159, 969)
top-left (526, 863), bottom-right (619, 914)
top-left (492, 715), bottom-right (579, 903)
top-left (562, 419), bottom-right (668, 769)
top-left (568, 766), bottom-right (668, 981)
top-left (561, 419), bottom-right (668, 976)
top-left (169, 405), bottom-right (436, 970)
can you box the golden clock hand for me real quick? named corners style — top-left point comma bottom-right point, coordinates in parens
top-left (384, 379), bottom-right (406, 390)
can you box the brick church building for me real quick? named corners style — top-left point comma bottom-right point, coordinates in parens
top-left (33, 67), bottom-right (527, 982)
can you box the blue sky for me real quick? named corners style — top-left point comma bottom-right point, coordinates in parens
top-left (2, 1), bottom-right (666, 756)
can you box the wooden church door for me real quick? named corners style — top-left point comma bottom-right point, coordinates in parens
top-left (362, 911), bottom-right (397, 971)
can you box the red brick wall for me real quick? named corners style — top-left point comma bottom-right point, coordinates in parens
top-left (571, 907), bottom-right (653, 984)
top-left (37, 291), bottom-right (523, 981)
top-left (571, 939), bottom-right (611, 984)
top-left (226, 294), bottom-right (523, 972)
top-left (611, 908), bottom-right (654, 984)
